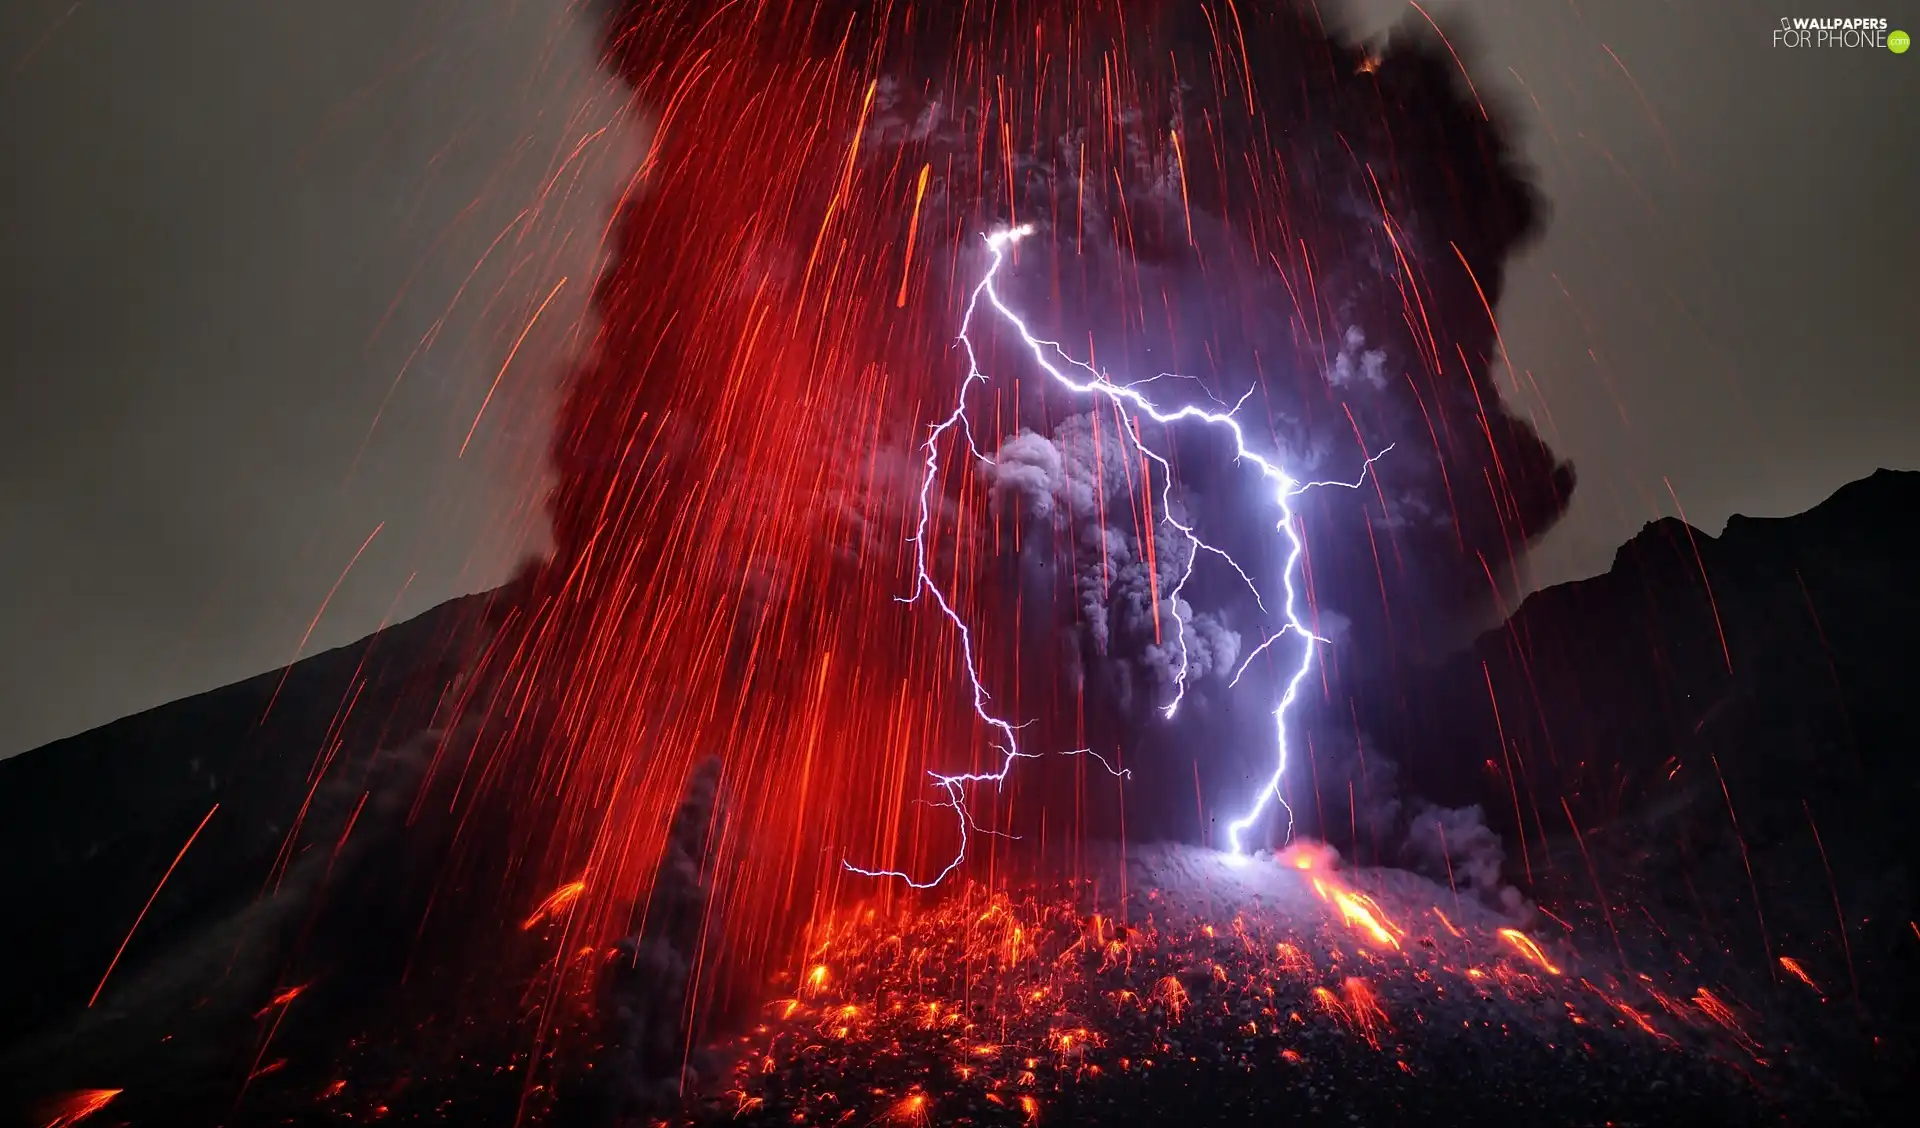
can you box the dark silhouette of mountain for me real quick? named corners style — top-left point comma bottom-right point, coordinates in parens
top-left (0, 588), bottom-right (508, 1121)
top-left (2, 471), bottom-right (1914, 1123)
top-left (1371, 469), bottom-right (1916, 833)
top-left (1355, 469), bottom-right (1920, 1116)
top-left (1352, 470), bottom-right (1916, 916)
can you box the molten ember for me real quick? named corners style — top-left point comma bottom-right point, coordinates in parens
top-left (593, 849), bottom-right (1789, 1125)
top-left (1497, 927), bottom-right (1563, 976)
top-left (414, 4), bottom-right (1581, 1063)
top-left (521, 880), bottom-right (588, 931)
top-left (69, 1), bottom-right (1847, 1123)
top-left (36, 1090), bottom-right (120, 1128)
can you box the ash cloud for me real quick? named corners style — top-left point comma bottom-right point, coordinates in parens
top-left (578, 0), bottom-right (1573, 893)
top-left (577, 1), bottom-right (1574, 651)
top-left (983, 410), bottom-right (1241, 716)
top-left (1327, 327), bottom-right (1391, 393)
top-left (907, 5), bottom-right (1566, 874)
top-left (1261, 716), bottom-right (1526, 914)
top-left (1403, 803), bottom-right (1526, 915)
top-left (857, 1), bottom-right (1573, 674)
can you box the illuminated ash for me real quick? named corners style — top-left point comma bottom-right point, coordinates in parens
top-left (847, 227), bottom-right (1389, 887)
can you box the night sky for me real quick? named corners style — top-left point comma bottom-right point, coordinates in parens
top-left (0, 0), bottom-right (1912, 759)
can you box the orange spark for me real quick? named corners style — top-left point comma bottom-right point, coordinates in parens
top-left (1151, 975), bottom-right (1189, 1022)
top-left (1343, 977), bottom-right (1389, 1048)
top-left (895, 163), bottom-right (930, 308)
top-left (889, 1093), bottom-right (930, 1126)
top-left (90, 803), bottom-right (219, 1007)
top-left (460, 275), bottom-right (568, 457)
top-left (249, 1058), bottom-right (287, 1080)
top-left (1778, 956), bottom-right (1823, 996)
top-left (1334, 891), bottom-right (1401, 950)
top-left (1607, 996), bottom-right (1671, 1042)
top-left (1168, 129), bottom-right (1193, 245)
top-left (252, 983), bottom-right (308, 1019)
top-left (263, 523), bottom-right (384, 719)
top-left (1496, 928), bottom-right (1562, 975)
top-left (38, 1090), bottom-right (121, 1128)
top-left (520, 879), bottom-right (587, 931)
top-left (803, 964), bottom-right (831, 997)
top-left (1693, 988), bottom-right (1767, 1061)
top-left (1691, 988), bottom-right (1739, 1030)
top-left (1408, 2), bottom-right (1488, 119)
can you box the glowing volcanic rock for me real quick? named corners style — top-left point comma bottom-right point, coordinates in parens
top-left (670, 845), bottom-right (1785, 1126)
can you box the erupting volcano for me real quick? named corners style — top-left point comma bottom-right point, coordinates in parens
top-left (4, 2), bottom-right (1914, 1127)
top-left (503, 0), bottom-right (1573, 1027)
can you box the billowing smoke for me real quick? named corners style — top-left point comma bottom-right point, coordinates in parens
top-left (1403, 803), bottom-right (1526, 915)
top-left (984, 409), bottom-right (1241, 717)
top-left (863, 4), bottom-right (1571, 862)
top-left (854, 7), bottom-right (1574, 674)
top-left (550, 0), bottom-right (1574, 934)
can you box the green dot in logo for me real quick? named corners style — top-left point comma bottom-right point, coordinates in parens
top-left (1892, 29), bottom-right (1912, 53)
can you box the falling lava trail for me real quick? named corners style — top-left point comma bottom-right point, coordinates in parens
top-left (675, 844), bottom-right (1793, 1128)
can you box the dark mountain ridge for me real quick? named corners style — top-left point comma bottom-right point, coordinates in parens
top-left (1367, 468), bottom-right (1916, 865)
top-left (3, 470), bottom-right (1915, 1122)
top-left (0, 588), bottom-right (506, 1119)
top-left (1353, 469), bottom-right (1919, 1117)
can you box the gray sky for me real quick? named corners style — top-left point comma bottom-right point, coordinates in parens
top-left (0, 0), bottom-right (641, 757)
top-left (0, 0), bottom-right (1913, 758)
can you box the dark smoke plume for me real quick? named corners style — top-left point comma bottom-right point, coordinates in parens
top-left (572, 2), bottom-right (1572, 640)
top-left (842, 3), bottom-right (1574, 681)
top-left (551, 0), bottom-right (1573, 940)
top-left (985, 408), bottom-right (1242, 717)
top-left (1403, 803), bottom-right (1525, 914)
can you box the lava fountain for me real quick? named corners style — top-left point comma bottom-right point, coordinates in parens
top-left (420, 0), bottom-right (1571, 1103)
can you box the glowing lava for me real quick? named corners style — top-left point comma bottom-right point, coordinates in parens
top-left (521, 879), bottom-right (587, 931)
top-left (1497, 927), bottom-right (1563, 975)
top-left (36, 1090), bottom-right (121, 1128)
top-left (661, 852), bottom-right (1779, 1127)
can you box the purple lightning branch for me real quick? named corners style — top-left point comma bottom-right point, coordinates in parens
top-left (845, 226), bottom-right (1389, 886)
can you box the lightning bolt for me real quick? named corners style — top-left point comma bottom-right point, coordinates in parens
top-left (846, 225), bottom-right (1388, 886)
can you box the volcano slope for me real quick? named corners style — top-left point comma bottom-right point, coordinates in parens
top-left (3, 473), bottom-right (1915, 1127)
top-left (632, 476), bottom-right (1920, 1128)
top-left (638, 843), bottom-right (1825, 1128)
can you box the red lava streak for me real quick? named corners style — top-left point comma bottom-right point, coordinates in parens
top-left (522, 880), bottom-right (588, 931)
top-left (435, 0), bottom-right (1580, 1036)
top-left (36, 1090), bottom-right (121, 1128)
top-left (281, 1), bottom-right (1617, 1116)
top-left (591, 849), bottom-right (1792, 1125)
